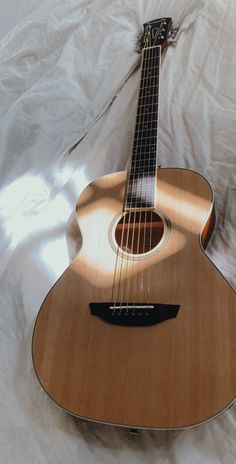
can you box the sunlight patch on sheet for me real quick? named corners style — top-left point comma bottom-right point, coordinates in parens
top-left (0, 172), bottom-right (81, 277)
top-left (0, 174), bottom-right (50, 219)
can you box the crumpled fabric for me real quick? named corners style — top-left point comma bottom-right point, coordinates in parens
top-left (0, 0), bottom-right (236, 462)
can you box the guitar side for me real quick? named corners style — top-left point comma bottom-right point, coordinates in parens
top-left (32, 168), bottom-right (236, 429)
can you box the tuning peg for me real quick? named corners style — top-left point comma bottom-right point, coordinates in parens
top-left (168, 27), bottom-right (179, 38)
top-left (168, 39), bottom-right (177, 46)
top-left (167, 26), bottom-right (179, 46)
top-left (172, 27), bottom-right (179, 37)
top-left (135, 33), bottom-right (143, 54)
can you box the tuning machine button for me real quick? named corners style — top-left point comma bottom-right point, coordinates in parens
top-left (171, 27), bottom-right (179, 36)
top-left (167, 26), bottom-right (179, 46)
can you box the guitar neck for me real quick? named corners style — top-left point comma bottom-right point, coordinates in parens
top-left (124, 45), bottom-right (161, 211)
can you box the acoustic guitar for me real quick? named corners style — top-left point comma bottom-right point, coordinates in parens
top-left (32, 18), bottom-right (236, 429)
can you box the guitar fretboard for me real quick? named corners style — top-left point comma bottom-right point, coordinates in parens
top-left (125, 46), bottom-right (160, 210)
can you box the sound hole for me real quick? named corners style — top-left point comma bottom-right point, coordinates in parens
top-left (115, 211), bottom-right (164, 255)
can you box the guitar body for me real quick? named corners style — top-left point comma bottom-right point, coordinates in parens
top-left (32, 168), bottom-right (236, 429)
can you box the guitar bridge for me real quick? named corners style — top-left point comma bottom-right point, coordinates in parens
top-left (89, 303), bottom-right (180, 327)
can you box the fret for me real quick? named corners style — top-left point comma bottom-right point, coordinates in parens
top-left (140, 70), bottom-right (159, 81)
top-left (132, 144), bottom-right (157, 149)
top-left (130, 159), bottom-right (157, 165)
top-left (138, 88), bottom-right (159, 96)
top-left (139, 79), bottom-right (159, 92)
top-left (131, 161), bottom-right (156, 168)
top-left (126, 190), bottom-right (155, 197)
top-left (136, 109), bottom-right (159, 117)
top-left (129, 175), bottom-right (156, 182)
top-left (137, 101), bottom-right (158, 110)
top-left (127, 190), bottom-right (155, 196)
top-left (133, 135), bottom-right (157, 144)
top-left (133, 135), bottom-right (157, 141)
top-left (128, 182), bottom-right (156, 190)
top-left (131, 151), bottom-right (157, 157)
top-left (137, 100), bottom-right (158, 108)
top-left (127, 187), bottom-right (155, 194)
top-left (132, 152), bottom-right (157, 158)
top-left (131, 148), bottom-right (157, 155)
top-left (129, 173), bottom-right (156, 179)
top-left (134, 124), bottom-right (157, 134)
top-left (134, 119), bottom-right (158, 130)
top-left (127, 183), bottom-right (155, 191)
top-left (130, 165), bottom-right (157, 172)
top-left (143, 49), bottom-right (159, 60)
top-left (131, 153), bottom-right (157, 160)
top-left (133, 133), bottom-right (157, 141)
top-left (129, 174), bottom-right (156, 180)
top-left (126, 201), bottom-right (155, 208)
top-left (129, 171), bottom-right (156, 177)
top-left (142, 56), bottom-right (160, 66)
top-left (140, 72), bottom-right (159, 82)
top-left (136, 112), bottom-right (158, 120)
top-left (127, 188), bottom-right (155, 196)
top-left (126, 201), bottom-right (155, 207)
top-left (127, 189), bottom-right (155, 195)
top-left (128, 175), bottom-right (156, 183)
top-left (135, 118), bottom-right (158, 130)
top-left (141, 56), bottom-right (159, 65)
top-left (127, 177), bottom-right (156, 189)
top-left (126, 191), bottom-right (155, 199)
top-left (133, 138), bottom-right (157, 145)
top-left (125, 201), bottom-right (155, 209)
top-left (140, 84), bottom-right (160, 91)
top-left (140, 63), bottom-right (160, 70)
top-left (133, 139), bottom-right (157, 147)
top-left (137, 107), bottom-right (158, 118)
top-left (140, 66), bottom-right (159, 73)
top-left (128, 186), bottom-right (155, 193)
top-left (129, 166), bottom-right (156, 173)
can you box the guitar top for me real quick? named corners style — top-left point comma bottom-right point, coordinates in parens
top-left (32, 18), bottom-right (236, 430)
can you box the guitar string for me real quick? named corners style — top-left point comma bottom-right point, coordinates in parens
top-left (143, 45), bottom-right (154, 303)
top-left (124, 46), bottom-right (148, 308)
top-left (136, 45), bottom-right (152, 304)
top-left (111, 170), bottom-right (131, 308)
top-left (130, 45), bottom-right (158, 304)
top-left (119, 46), bottom-right (159, 308)
top-left (111, 38), bottom-right (161, 310)
top-left (148, 46), bottom-right (161, 300)
top-left (130, 44), bottom-right (160, 306)
top-left (111, 81), bottom-right (141, 308)
top-left (141, 45), bottom-right (159, 303)
top-left (130, 45), bottom-right (151, 306)
top-left (127, 26), bottom-right (163, 309)
top-left (120, 44), bottom-right (151, 308)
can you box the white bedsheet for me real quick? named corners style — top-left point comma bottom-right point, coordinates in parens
top-left (0, 0), bottom-right (236, 462)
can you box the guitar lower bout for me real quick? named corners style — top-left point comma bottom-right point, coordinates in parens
top-left (32, 167), bottom-right (236, 430)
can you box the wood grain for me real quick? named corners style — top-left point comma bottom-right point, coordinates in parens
top-left (32, 168), bottom-right (236, 429)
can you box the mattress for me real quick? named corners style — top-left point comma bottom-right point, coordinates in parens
top-left (0, 0), bottom-right (236, 462)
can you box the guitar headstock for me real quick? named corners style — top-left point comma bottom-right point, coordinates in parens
top-left (137, 18), bottom-right (179, 53)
